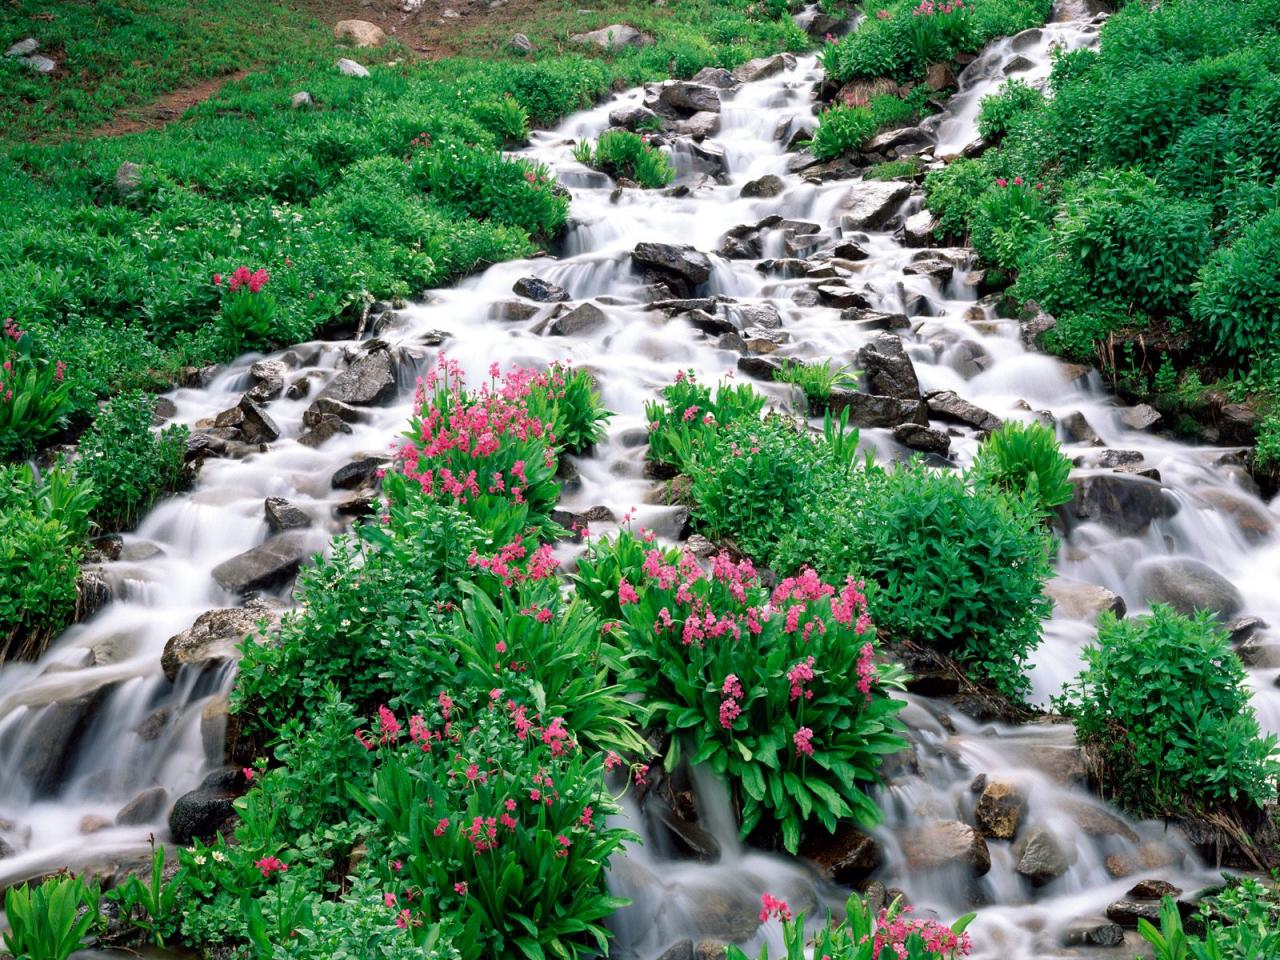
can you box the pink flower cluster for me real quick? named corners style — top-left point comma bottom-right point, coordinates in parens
top-left (467, 536), bottom-right (558, 588)
top-left (787, 656), bottom-right (815, 701)
top-left (995, 176), bottom-right (1044, 190)
top-left (1, 317), bottom-right (66, 405)
top-left (214, 266), bottom-right (269, 293)
top-left (793, 726), bottom-right (814, 757)
top-left (759, 893), bottom-right (792, 923)
top-left (871, 905), bottom-right (972, 959)
top-left (255, 855), bottom-right (288, 879)
top-left (720, 673), bottom-right (745, 729)
top-left (913, 0), bottom-right (964, 14)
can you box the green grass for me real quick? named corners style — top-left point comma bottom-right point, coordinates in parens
top-left (0, 0), bottom-right (339, 139)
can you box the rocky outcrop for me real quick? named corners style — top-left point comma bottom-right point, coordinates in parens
top-left (858, 334), bottom-right (920, 400)
top-left (161, 600), bottom-right (283, 682)
top-left (632, 242), bottom-right (713, 295)
top-left (549, 302), bottom-right (607, 337)
top-left (312, 346), bottom-right (398, 409)
top-left (211, 534), bottom-right (313, 595)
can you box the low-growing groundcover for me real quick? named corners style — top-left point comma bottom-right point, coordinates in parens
top-left (923, 0), bottom-right (1280, 445)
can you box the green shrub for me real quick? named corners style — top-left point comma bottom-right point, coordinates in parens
top-left (776, 358), bottom-right (859, 406)
top-left (971, 419), bottom-right (1073, 517)
top-left (644, 371), bottom-right (767, 472)
top-left (922, 157), bottom-right (992, 240)
top-left (0, 317), bottom-right (75, 459)
top-left (75, 389), bottom-right (188, 531)
top-left (520, 361), bottom-right (611, 455)
top-left (968, 175), bottom-right (1051, 269)
top-left (3, 875), bottom-right (103, 960)
top-left (575, 531), bottom-right (908, 852)
top-left (1139, 891), bottom-right (1280, 960)
top-left (976, 78), bottom-right (1045, 141)
top-left (572, 130), bottom-right (674, 188)
top-left (1191, 208), bottom-right (1280, 359)
top-left (471, 95), bottom-right (531, 147)
top-left (414, 145), bottom-right (568, 241)
top-left (864, 159), bottom-right (921, 181)
top-left (1056, 606), bottom-right (1280, 815)
top-left (809, 91), bottom-right (927, 161)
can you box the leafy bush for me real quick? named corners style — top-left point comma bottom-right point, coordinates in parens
top-left (865, 159), bottom-right (921, 181)
top-left (0, 316), bottom-right (74, 459)
top-left (776, 358), bottom-right (858, 406)
top-left (809, 90), bottom-right (928, 161)
top-left (472, 96), bottom-right (531, 147)
top-left (968, 175), bottom-right (1051, 270)
top-left (3, 874), bottom-right (102, 960)
top-left (971, 419), bottom-right (1073, 517)
top-left (1139, 891), bottom-right (1280, 960)
top-left (214, 266), bottom-right (284, 352)
top-left (976, 78), bottom-right (1045, 141)
top-left (644, 370), bottom-right (766, 472)
top-left (1056, 606), bottom-right (1280, 815)
top-left (572, 130), bottom-right (674, 188)
top-left (575, 531), bottom-right (907, 852)
top-left (414, 146), bottom-right (568, 241)
top-left (519, 361), bottom-right (611, 456)
top-left (1191, 208), bottom-right (1280, 359)
top-left (75, 389), bottom-right (188, 531)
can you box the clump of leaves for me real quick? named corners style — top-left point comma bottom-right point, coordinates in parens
top-left (971, 419), bottom-right (1073, 518)
top-left (776, 358), bottom-right (858, 406)
top-left (573, 130), bottom-right (675, 188)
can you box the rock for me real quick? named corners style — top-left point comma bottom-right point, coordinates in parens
top-left (22, 54), bottom-right (55, 73)
top-left (5, 38), bottom-right (38, 57)
top-left (950, 339), bottom-right (990, 379)
top-left (893, 423), bottom-right (950, 455)
top-left (736, 356), bottom-right (783, 381)
top-left (134, 707), bottom-right (170, 741)
top-left (1219, 403), bottom-right (1259, 444)
top-left (1121, 404), bottom-right (1163, 431)
top-left (739, 175), bottom-right (785, 199)
top-left (858, 333), bottom-right (920, 400)
top-left (114, 162), bottom-right (143, 198)
top-left (1128, 879), bottom-right (1181, 899)
top-left (685, 309), bottom-right (735, 336)
top-left (336, 57), bottom-right (370, 78)
top-left (508, 32), bottom-right (534, 54)
top-left (1136, 557), bottom-right (1243, 619)
top-left (1105, 898), bottom-right (1162, 928)
top-left (801, 823), bottom-right (883, 883)
top-left (1095, 448), bottom-right (1143, 468)
top-left (211, 534), bottom-right (312, 596)
top-left (692, 66), bottom-right (736, 89)
top-left (904, 821), bottom-right (991, 877)
top-left (570, 24), bottom-right (653, 49)
top-left (903, 210), bottom-right (936, 247)
top-left (161, 601), bottom-right (282, 682)
top-left (549, 302), bottom-right (607, 337)
top-left (632, 242), bottom-right (712, 288)
top-left (116, 787), bottom-right (170, 826)
top-left (925, 62), bottom-right (956, 90)
top-left (1061, 411), bottom-right (1100, 444)
top-left (817, 284), bottom-right (871, 309)
top-left (841, 308), bottom-right (910, 331)
top-left (291, 91), bottom-right (314, 109)
top-left (298, 414), bottom-right (353, 448)
top-left (658, 941), bottom-right (695, 960)
top-left (169, 774), bottom-right (238, 844)
top-left (17, 688), bottom-right (112, 794)
top-left (1197, 488), bottom-right (1275, 544)
top-left (236, 396), bottom-right (280, 444)
top-left (829, 392), bottom-right (927, 429)
top-left (334, 19), bottom-right (386, 46)
top-left (839, 181), bottom-right (913, 231)
top-left (331, 455), bottom-right (390, 490)
top-left (80, 815), bottom-right (112, 834)
top-left (974, 781), bottom-right (1025, 840)
top-left (264, 497), bottom-right (311, 533)
top-left (658, 81), bottom-right (721, 115)
top-left (904, 258), bottom-right (954, 282)
top-left (1045, 577), bottom-right (1126, 623)
top-left (314, 347), bottom-right (397, 408)
top-left (684, 140), bottom-right (729, 181)
top-left (246, 359), bottom-right (287, 403)
top-left (609, 104), bottom-right (660, 131)
top-left (1070, 474), bottom-right (1179, 536)
top-left (1062, 918), bottom-right (1125, 948)
top-left (735, 303), bottom-right (782, 330)
top-left (674, 111), bottom-right (721, 138)
top-left (1069, 802), bottom-right (1139, 843)
top-left (865, 126), bottom-right (933, 157)
top-left (513, 276), bottom-right (571, 302)
top-left (1014, 827), bottom-right (1076, 886)
top-left (733, 53), bottom-right (791, 83)
top-left (924, 390), bottom-right (1002, 433)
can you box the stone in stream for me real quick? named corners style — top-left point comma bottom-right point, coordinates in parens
top-left (800, 822), bottom-right (883, 884)
top-left (297, 414), bottom-right (353, 448)
top-left (1105, 898), bottom-right (1164, 928)
top-left (1045, 576), bottom-right (1126, 623)
top-left (734, 303), bottom-right (782, 330)
top-left (1070, 473), bottom-right (1180, 536)
top-left (161, 599), bottom-right (284, 682)
top-left (684, 140), bottom-right (729, 182)
top-left (569, 24), bottom-right (653, 50)
top-left (950, 339), bottom-right (991, 379)
top-left (736, 356), bottom-right (783, 381)
top-left (691, 66), bottom-right (736, 89)
top-left (903, 820), bottom-right (991, 877)
top-left (816, 284), bottom-right (871, 310)
top-left (673, 111), bottom-right (721, 139)
top-left (839, 180), bottom-right (913, 231)
top-left (1136, 556), bottom-right (1243, 620)
top-left (739, 174), bottom-right (784, 198)
top-left (608, 104), bottom-right (658, 130)
top-left (1062, 918), bottom-right (1125, 948)
top-left (331, 455), bottom-right (391, 490)
top-left (513, 276), bottom-right (570, 302)
top-left (732, 53), bottom-right (792, 84)
top-left (829, 392), bottom-right (928, 429)
top-left (549, 302), bottom-right (607, 337)
top-left (1128, 879), bottom-right (1181, 899)
top-left (16, 686), bottom-right (115, 795)
top-left (336, 57), bottom-right (370, 78)
top-left (1121, 403), bottom-right (1163, 431)
top-left (169, 769), bottom-right (243, 844)
top-left (973, 781), bottom-right (1025, 840)
top-left (212, 533), bottom-right (313, 595)
top-left (841, 307), bottom-right (911, 331)
top-left (246, 359), bottom-right (287, 403)
top-left (264, 497), bottom-right (311, 533)
top-left (631, 242), bottom-right (712, 291)
top-left (924, 389), bottom-right (1003, 434)
top-left (1014, 827), bottom-right (1077, 886)
top-left (858, 333), bottom-right (920, 400)
top-left (893, 423), bottom-right (951, 455)
top-left (235, 396), bottom-right (280, 444)
top-left (903, 258), bottom-right (954, 283)
top-left (1061, 410), bottom-right (1101, 445)
top-left (313, 346), bottom-right (397, 408)
top-left (685, 309), bottom-right (736, 336)
top-left (657, 81), bottom-right (721, 115)
top-left (1196, 487), bottom-right (1276, 544)
top-left (903, 210), bottom-right (937, 247)
top-left (115, 787), bottom-right (170, 826)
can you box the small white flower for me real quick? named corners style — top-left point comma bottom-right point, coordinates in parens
top-left (193, 855), bottom-right (207, 866)
top-left (212, 850), bottom-right (227, 863)
top-left (341, 619), bottom-right (352, 628)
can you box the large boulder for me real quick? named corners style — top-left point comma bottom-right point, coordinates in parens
top-left (1069, 474), bottom-right (1180, 536)
top-left (974, 781), bottom-right (1025, 840)
top-left (609, 104), bottom-right (660, 131)
top-left (740, 175), bottom-right (785, 199)
top-left (169, 770), bottom-right (241, 844)
top-left (549, 302), bottom-right (607, 337)
top-left (235, 396), bottom-right (280, 444)
top-left (1045, 577), bottom-right (1126, 623)
top-left (334, 20), bottom-right (386, 46)
top-left (264, 497), bottom-right (311, 533)
top-left (211, 534), bottom-right (313, 596)
top-left (839, 181), bottom-right (913, 231)
top-left (903, 821), bottom-right (991, 877)
top-left (657, 81), bottom-right (721, 115)
top-left (858, 333), bottom-right (920, 400)
top-left (246, 359), bottom-right (287, 403)
top-left (570, 24), bottom-right (653, 49)
top-left (924, 389), bottom-right (1002, 433)
top-left (1014, 827), bottom-right (1076, 886)
top-left (161, 600), bottom-right (283, 682)
top-left (732, 54), bottom-right (791, 84)
top-left (828, 392), bottom-right (927, 429)
top-left (16, 687), bottom-right (113, 795)
top-left (1136, 557), bottom-right (1243, 619)
top-left (312, 347), bottom-right (398, 408)
top-left (632, 242), bottom-right (712, 290)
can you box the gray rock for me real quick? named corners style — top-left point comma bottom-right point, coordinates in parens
top-left (658, 81), bottom-right (721, 115)
top-left (549, 302), bottom-right (607, 337)
top-left (331, 455), bottom-right (391, 490)
top-left (116, 787), bottom-right (169, 826)
top-left (817, 283), bottom-right (871, 309)
top-left (829, 391), bottom-right (928, 428)
top-left (841, 308), bottom-right (910, 331)
top-left (903, 820), bottom-right (991, 877)
top-left (1062, 918), bottom-right (1125, 947)
top-left (1014, 827), bottom-right (1076, 886)
top-left (632, 242), bottom-right (712, 287)
top-left (114, 162), bottom-right (143, 198)
top-left (800, 822), bottom-right (883, 883)
top-left (336, 57), bottom-right (370, 78)
top-left (570, 24), bottom-right (653, 49)
top-left (1045, 577), bottom-right (1126, 623)
top-left (924, 389), bottom-right (1002, 433)
top-left (736, 356), bottom-right (783, 381)
top-left (865, 126), bottom-right (933, 156)
top-left (686, 309), bottom-right (735, 336)
top-left (1121, 403), bottom-right (1163, 431)
top-left (334, 19), bottom-right (387, 46)
top-left (513, 276), bottom-right (570, 302)
top-left (893, 423), bottom-right (951, 454)
top-left (246, 359), bottom-right (287, 403)
top-left (17, 688), bottom-right (112, 795)
top-left (903, 210), bottom-right (937, 247)
top-left (161, 601), bottom-right (282, 682)
top-left (858, 333), bottom-right (920, 400)
top-left (5, 38), bottom-right (38, 57)
top-left (974, 781), bottom-right (1025, 840)
top-left (739, 174), bottom-right (784, 199)
top-left (691, 66), bottom-right (736, 89)
top-left (1219, 403), bottom-right (1259, 443)
top-left (673, 111), bottom-right (720, 138)
top-left (609, 104), bottom-right (660, 131)
top-left (685, 139), bottom-right (728, 181)
top-left (732, 53), bottom-right (791, 84)
top-left (23, 54), bottom-right (55, 73)
top-left (951, 339), bottom-right (990, 379)
top-left (236, 396), bottom-right (280, 444)
top-left (903, 257), bottom-right (954, 282)
top-left (1062, 410), bottom-right (1100, 445)
top-left (264, 497), bottom-right (311, 533)
top-left (839, 180), bottom-right (913, 231)
top-left (211, 534), bottom-right (312, 595)
top-left (314, 347), bottom-right (397, 408)
top-left (1105, 898), bottom-right (1162, 928)
top-left (1070, 474), bottom-right (1180, 536)
top-left (508, 32), bottom-right (534, 54)
top-left (734, 303), bottom-right (781, 330)
top-left (1136, 557), bottom-right (1243, 619)
top-left (169, 773), bottom-right (239, 844)
top-left (291, 91), bottom-right (314, 109)
top-left (297, 414), bottom-right (352, 448)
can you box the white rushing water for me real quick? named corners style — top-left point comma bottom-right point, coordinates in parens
top-left (2, 3), bottom-right (1276, 956)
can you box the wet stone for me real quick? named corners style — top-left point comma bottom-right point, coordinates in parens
top-left (549, 302), bottom-right (607, 337)
top-left (1014, 827), bottom-right (1076, 886)
top-left (211, 534), bottom-right (312, 595)
top-left (859, 333), bottom-right (920, 400)
top-left (514, 275), bottom-right (571, 302)
top-left (116, 786), bottom-right (170, 826)
top-left (817, 284), bottom-right (871, 309)
top-left (739, 174), bottom-right (784, 198)
top-left (841, 308), bottom-right (910, 331)
top-left (829, 392), bottom-right (927, 429)
top-left (265, 497), bottom-right (311, 533)
top-left (1127, 879), bottom-right (1181, 899)
top-left (924, 390), bottom-right (1002, 434)
top-left (973, 781), bottom-right (1025, 840)
top-left (331, 455), bottom-right (391, 490)
top-left (903, 820), bottom-right (991, 877)
top-left (1136, 556), bottom-right (1243, 620)
top-left (1062, 410), bottom-right (1100, 445)
top-left (1069, 473), bottom-right (1180, 536)
top-left (893, 423), bottom-right (950, 455)
top-left (1062, 918), bottom-right (1125, 948)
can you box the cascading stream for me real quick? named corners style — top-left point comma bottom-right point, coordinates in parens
top-left (1, 4), bottom-right (1274, 957)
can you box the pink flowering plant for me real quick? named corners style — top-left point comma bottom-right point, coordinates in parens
top-left (0, 316), bottom-right (74, 459)
top-left (575, 530), bottom-right (907, 852)
top-left (213, 266), bottom-right (279, 350)
top-left (729, 891), bottom-right (974, 960)
top-left (904, 0), bottom-right (973, 67)
top-left (353, 690), bottom-right (631, 960)
top-left (644, 370), bottom-right (766, 473)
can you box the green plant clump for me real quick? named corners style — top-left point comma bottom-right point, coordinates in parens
top-left (971, 419), bottom-right (1073, 517)
top-left (573, 129), bottom-right (675, 188)
top-left (776, 357), bottom-right (859, 406)
top-left (809, 88), bottom-right (930, 161)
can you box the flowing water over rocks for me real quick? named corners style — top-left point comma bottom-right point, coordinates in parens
top-left (2, 5), bottom-right (1277, 957)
